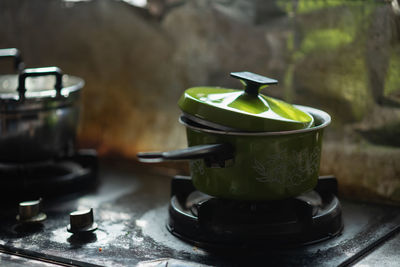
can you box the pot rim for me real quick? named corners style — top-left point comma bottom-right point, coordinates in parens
top-left (0, 75), bottom-right (84, 113)
top-left (179, 105), bottom-right (331, 136)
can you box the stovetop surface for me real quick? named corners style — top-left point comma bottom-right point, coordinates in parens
top-left (0, 161), bottom-right (400, 267)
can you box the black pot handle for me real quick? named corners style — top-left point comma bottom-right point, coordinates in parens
top-left (0, 48), bottom-right (24, 71)
top-left (17, 66), bottom-right (63, 101)
top-left (230, 71), bottom-right (278, 96)
top-left (137, 143), bottom-right (234, 168)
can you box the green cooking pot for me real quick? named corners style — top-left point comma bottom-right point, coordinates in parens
top-left (137, 72), bottom-right (331, 201)
top-left (137, 107), bottom-right (330, 201)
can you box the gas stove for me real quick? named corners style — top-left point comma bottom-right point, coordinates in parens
top-left (0, 159), bottom-right (399, 266)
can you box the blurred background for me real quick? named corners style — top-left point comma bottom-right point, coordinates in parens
top-left (0, 0), bottom-right (399, 203)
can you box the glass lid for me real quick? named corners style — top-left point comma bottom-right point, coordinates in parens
top-left (178, 71), bottom-right (314, 132)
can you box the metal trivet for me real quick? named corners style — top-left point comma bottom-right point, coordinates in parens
top-left (167, 175), bottom-right (343, 249)
top-left (0, 149), bottom-right (98, 201)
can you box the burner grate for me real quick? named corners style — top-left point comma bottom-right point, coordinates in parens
top-left (167, 175), bottom-right (343, 249)
top-left (0, 149), bottom-right (98, 201)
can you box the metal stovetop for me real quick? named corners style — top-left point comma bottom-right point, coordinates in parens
top-left (0, 161), bottom-right (400, 267)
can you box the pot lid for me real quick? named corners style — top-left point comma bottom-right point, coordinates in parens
top-left (178, 71), bottom-right (314, 132)
top-left (0, 67), bottom-right (83, 101)
top-left (0, 48), bottom-right (83, 110)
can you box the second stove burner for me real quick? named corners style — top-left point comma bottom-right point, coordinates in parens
top-left (0, 149), bottom-right (98, 201)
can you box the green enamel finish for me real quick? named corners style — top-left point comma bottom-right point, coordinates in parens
top-left (228, 93), bottom-right (269, 114)
top-left (178, 87), bottom-right (313, 132)
top-left (185, 118), bottom-right (325, 201)
top-left (264, 96), bottom-right (313, 124)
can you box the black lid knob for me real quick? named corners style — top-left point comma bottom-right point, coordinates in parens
top-left (230, 71), bottom-right (278, 96)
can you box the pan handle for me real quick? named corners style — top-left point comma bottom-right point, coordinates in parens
top-left (137, 143), bottom-right (234, 168)
top-left (0, 48), bottom-right (24, 71)
top-left (17, 66), bottom-right (63, 101)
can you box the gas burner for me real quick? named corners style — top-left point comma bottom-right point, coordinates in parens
top-left (0, 149), bottom-right (98, 201)
top-left (167, 175), bottom-right (343, 249)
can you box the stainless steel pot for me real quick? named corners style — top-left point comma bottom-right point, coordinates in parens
top-left (0, 48), bottom-right (84, 162)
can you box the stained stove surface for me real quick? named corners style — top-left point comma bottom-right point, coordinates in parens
top-left (0, 161), bottom-right (400, 267)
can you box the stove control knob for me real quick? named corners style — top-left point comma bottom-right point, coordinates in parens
top-left (67, 208), bottom-right (98, 234)
top-left (16, 198), bottom-right (47, 223)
